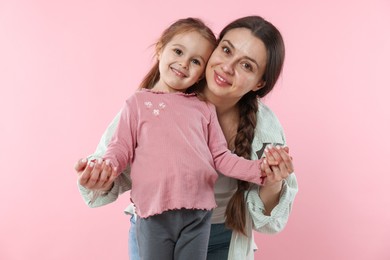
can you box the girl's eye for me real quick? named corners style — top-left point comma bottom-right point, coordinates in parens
top-left (191, 59), bottom-right (201, 66)
top-left (174, 49), bottom-right (183, 55)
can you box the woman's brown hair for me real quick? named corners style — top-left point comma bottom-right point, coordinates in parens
top-left (222, 16), bottom-right (285, 235)
top-left (139, 17), bottom-right (217, 91)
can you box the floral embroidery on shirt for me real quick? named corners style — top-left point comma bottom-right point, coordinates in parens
top-left (153, 109), bottom-right (160, 116)
top-left (144, 100), bottom-right (166, 116)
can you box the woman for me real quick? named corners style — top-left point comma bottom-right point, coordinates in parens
top-left (76, 15), bottom-right (298, 260)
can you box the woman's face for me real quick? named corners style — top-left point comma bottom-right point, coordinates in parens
top-left (204, 28), bottom-right (267, 105)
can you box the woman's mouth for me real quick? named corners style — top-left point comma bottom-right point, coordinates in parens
top-left (214, 71), bottom-right (231, 87)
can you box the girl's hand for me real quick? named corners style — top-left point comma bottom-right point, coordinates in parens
top-left (261, 145), bottom-right (294, 185)
top-left (75, 158), bottom-right (118, 191)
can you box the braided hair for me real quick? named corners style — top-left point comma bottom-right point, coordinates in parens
top-left (222, 16), bottom-right (285, 235)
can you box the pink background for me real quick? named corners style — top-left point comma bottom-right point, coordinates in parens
top-left (1, 0), bottom-right (389, 259)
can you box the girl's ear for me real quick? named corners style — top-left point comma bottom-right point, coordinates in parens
top-left (156, 42), bottom-right (163, 60)
top-left (198, 73), bottom-right (205, 82)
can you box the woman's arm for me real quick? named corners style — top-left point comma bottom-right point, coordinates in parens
top-left (246, 172), bottom-right (298, 233)
top-left (76, 111), bottom-right (132, 207)
top-left (247, 144), bottom-right (297, 233)
top-left (246, 102), bottom-right (298, 233)
top-left (259, 145), bottom-right (294, 214)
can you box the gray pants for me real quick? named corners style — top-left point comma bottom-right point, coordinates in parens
top-left (136, 209), bottom-right (212, 260)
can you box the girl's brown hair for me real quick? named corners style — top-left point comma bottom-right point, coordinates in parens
top-left (222, 16), bottom-right (285, 235)
top-left (139, 17), bottom-right (217, 91)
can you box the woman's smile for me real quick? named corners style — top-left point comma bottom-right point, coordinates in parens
top-left (213, 70), bottom-right (231, 87)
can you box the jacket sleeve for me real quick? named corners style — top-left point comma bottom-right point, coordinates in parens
top-left (77, 110), bottom-right (132, 208)
top-left (245, 101), bottom-right (298, 233)
top-left (246, 172), bottom-right (298, 233)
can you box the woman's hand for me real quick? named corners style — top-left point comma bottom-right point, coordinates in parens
top-left (261, 145), bottom-right (294, 185)
top-left (75, 158), bottom-right (117, 192)
top-left (259, 145), bottom-right (294, 214)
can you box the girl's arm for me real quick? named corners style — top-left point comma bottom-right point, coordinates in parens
top-left (76, 111), bottom-right (132, 208)
top-left (207, 106), bottom-right (265, 185)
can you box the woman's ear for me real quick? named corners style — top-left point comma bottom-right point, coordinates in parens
top-left (252, 81), bottom-right (266, 92)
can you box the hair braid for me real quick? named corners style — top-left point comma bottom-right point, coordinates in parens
top-left (225, 92), bottom-right (258, 235)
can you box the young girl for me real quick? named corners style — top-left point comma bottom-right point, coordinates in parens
top-left (90, 18), bottom-right (274, 260)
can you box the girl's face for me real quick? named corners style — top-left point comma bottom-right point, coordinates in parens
top-left (154, 31), bottom-right (214, 93)
top-left (205, 28), bottom-right (267, 105)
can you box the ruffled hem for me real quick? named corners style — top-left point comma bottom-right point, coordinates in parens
top-left (141, 88), bottom-right (196, 97)
top-left (136, 205), bottom-right (216, 219)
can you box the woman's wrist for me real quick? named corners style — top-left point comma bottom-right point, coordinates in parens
top-left (261, 180), bottom-right (283, 194)
top-left (100, 182), bottom-right (115, 193)
top-left (259, 180), bottom-right (283, 215)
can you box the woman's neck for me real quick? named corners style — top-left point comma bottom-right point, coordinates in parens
top-left (203, 88), bottom-right (238, 117)
top-left (218, 106), bottom-right (240, 151)
top-left (204, 88), bottom-right (240, 151)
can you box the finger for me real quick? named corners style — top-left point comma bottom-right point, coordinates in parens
top-left (268, 148), bottom-right (290, 179)
top-left (86, 160), bottom-right (104, 188)
top-left (260, 160), bottom-right (271, 185)
top-left (262, 159), bottom-right (274, 178)
top-left (74, 158), bottom-right (88, 173)
top-left (103, 166), bottom-right (117, 190)
top-left (264, 158), bottom-right (285, 183)
top-left (260, 159), bottom-right (267, 177)
top-left (277, 146), bottom-right (290, 159)
top-left (274, 162), bottom-right (289, 179)
top-left (100, 160), bottom-right (112, 184)
top-left (262, 160), bottom-right (282, 185)
top-left (79, 161), bottom-right (94, 187)
top-left (284, 158), bottom-right (294, 174)
top-left (264, 145), bottom-right (279, 166)
top-left (100, 161), bottom-right (118, 191)
top-left (270, 165), bottom-right (283, 182)
top-left (282, 146), bottom-right (293, 161)
top-left (274, 146), bottom-right (294, 173)
top-left (268, 145), bottom-right (283, 164)
top-left (112, 166), bottom-right (119, 178)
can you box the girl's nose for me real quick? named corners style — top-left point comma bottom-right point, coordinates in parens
top-left (180, 59), bottom-right (189, 69)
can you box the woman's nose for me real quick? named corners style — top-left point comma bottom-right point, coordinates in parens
top-left (221, 60), bottom-right (234, 75)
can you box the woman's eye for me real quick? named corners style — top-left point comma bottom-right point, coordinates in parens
top-left (174, 49), bottom-right (183, 55)
top-left (222, 46), bottom-right (230, 54)
top-left (242, 62), bottom-right (252, 71)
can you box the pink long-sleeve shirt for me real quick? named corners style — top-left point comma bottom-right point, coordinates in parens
top-left (104, 89), bottom-right (263, 218)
